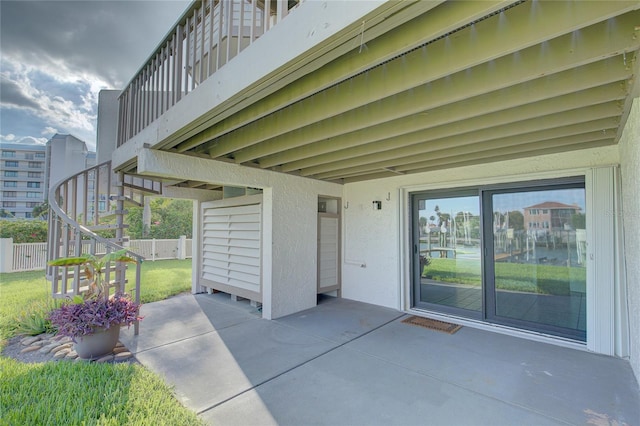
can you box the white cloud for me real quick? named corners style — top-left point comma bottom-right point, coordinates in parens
top-left (1, 56), bottom-right (103, 144)
top-left (42, 127), bottom-right (58, 136)
top-left (0, 1), bottom-right (190, 152)
top-left (0, 135), bottom-right (47, 145)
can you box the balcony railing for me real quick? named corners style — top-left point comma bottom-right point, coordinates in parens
top-left (117, 0), bottom-right (301, 147)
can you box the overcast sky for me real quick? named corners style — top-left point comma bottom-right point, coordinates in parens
top-left (0, 0), bottom-right (191, 151)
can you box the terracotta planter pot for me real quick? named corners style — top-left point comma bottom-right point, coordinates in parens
top-left (74, 324), bottom-right (120, 359)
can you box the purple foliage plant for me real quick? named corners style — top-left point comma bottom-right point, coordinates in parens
top-left (48, 294), bottom-right (142, 341)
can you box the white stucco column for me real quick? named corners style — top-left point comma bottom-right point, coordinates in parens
top-left (618, 97), bottom-right (640, 381)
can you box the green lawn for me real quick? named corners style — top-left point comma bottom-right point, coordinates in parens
top-left (423, 258), bottom-right (586, 296)
top-left (0, 259), bottom-right (193, 341)
top-left (0, 358), bottom-right (202, 425)
top-left (0, 259), bottom-right (201, 425)
top-left (133, 259), bottom-right (194, 303)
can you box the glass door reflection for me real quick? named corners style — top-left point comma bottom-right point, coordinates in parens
top-left (487, 187), bottom-right (586, 340)
top-left (415, 193), bottom-right (482, 314)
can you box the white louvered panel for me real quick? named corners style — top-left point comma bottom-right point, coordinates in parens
top-left (203, 258), bottom-right (229, 270)
top-left (202, 251), bottom-right (230, 262)
top-left (227, 245), bottom-right (259, 258)
top-left (202, 236), bottom-right (232, 247)
top-left (202, 268), bottom-right (229, 285)
top-left (201, 200), bottom-right (261, 295)
top-left (319, 215), bottom-right (339, 290)
top-left (229, 221), bottom-right (260, 231)
top-left (227, 230), bottom-right (260, 240)
top-left (227, 261), bottom-right (260, 276)
top-left (229, 269), bottom-right (260, 285)
top-left (201, 244), bottom-right (230, 257)
top-left (226, 238), bottom-right (260, 249)
top-left (227, 255), bottom-right (260, 267)
top-left (204, 204), bottom-right (257, 217)
top-left (228, 212), bottom-right (260, 223)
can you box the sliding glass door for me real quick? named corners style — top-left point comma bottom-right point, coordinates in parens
top-left (412, 178), bottom-right (587, 341)
top-left (484, 184), bottom-right (586, 340)
top-left (413, 190), bottom-right (482, 318)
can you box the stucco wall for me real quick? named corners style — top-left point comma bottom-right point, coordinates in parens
top-left (96, 90), bottom-right (120, 164)
top-left (618, 98), bottom-right (640, 383)
top-left (342, 145), bottom-right (620, 310)
top-left (137, 148), bottom-right (342, 319)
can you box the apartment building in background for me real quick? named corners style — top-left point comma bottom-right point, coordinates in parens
top-left (0, 134), bottom-right (95, 219)
top-left (0, 143), bottom-right (47, 218)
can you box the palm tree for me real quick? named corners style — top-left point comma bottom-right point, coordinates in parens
top-left (32, 201), bottom-right (49, 219)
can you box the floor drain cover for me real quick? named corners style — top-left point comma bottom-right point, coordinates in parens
top-left (401, 316), bottom-right (462, 334)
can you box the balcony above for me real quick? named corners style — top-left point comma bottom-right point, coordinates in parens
top-left (114, 0), bottom-right (640, 184)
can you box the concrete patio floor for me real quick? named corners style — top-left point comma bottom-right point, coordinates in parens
top-left (119, 293), bottom-right (639, 426)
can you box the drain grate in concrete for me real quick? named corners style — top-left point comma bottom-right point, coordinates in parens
top-left (401, 316), bottom-right (462, 334)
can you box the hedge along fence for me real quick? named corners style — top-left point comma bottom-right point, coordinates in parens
top-left (0, 237), bottom-right (193, 273)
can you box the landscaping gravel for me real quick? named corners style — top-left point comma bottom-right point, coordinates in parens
top-left (2, 333), bottom-right (138, 365)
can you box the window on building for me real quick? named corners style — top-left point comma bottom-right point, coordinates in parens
top-left (28, 162), bottom-right (42, 169)
top-left (5, 161), bottom-right (18, 167)
top-left (4, 171), bottom-right (18, 177)
top-left (27, 182), bottom-right (40, 188)
top-left (4, 181), bottom-right (17, 187)
top-left (26, 202), bottom-right (39, 208)
top-left (25, 153), bottom-right (34, 160)
top-left (35, 152), bottom-right (45, 158)
top-left (26, 192), bottom-right (40, 198)
top-left (24, 212), bottom-right (33, 218)
top-left (2, 151), bottom-right (16, 158)
top-left (3, 202), bottom-right (16, 208)
top-left (28, 171), bottom-right (42, 178)
top-left (3, 191), bottom-right (17, 198)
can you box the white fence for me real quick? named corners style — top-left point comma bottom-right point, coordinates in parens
top-left (127, 237), bottom-right (193, 261)
top-left (0, 237), bottom-right (193, 273)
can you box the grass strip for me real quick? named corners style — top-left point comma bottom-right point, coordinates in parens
top-left (0, 357), bottom-right (203, 425)
top-left (424, 258), bottom-right (586, 295)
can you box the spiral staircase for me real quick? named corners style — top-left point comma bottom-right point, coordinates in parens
top-left (46, 161), bottom-right (163, 334)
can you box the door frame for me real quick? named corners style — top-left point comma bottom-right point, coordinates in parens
top-left (409, 176), bottom-right (587, 341)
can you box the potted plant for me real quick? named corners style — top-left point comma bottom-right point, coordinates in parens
top-left (47, 250), bottom-right (142, 359)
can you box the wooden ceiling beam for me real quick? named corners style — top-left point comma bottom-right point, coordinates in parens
top-left (223, 4), bottom-right (639, 162)
top-left (278, 79), bottom-right (626, 172)
top-left (341, 138), bottom-right (614, 183)
top-left (311, 120), bottom-right (618, 180)
top-left (301, 103), bottom-right (620, 178)
top-left (264, 65), bottom-right (628, 169)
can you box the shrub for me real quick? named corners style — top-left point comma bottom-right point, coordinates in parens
top-left (0, 219), bottom-right (48, 243)
top-left (13, 299), bottom-right (57, 336)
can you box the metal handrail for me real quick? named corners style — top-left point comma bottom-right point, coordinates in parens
top-left (47, 161), bottom-right (145, 333)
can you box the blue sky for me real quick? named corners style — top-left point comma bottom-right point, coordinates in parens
top-left (0, 0), bottom-right (190, 150)
top-left (419, 188), bottom-right (585, 219)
